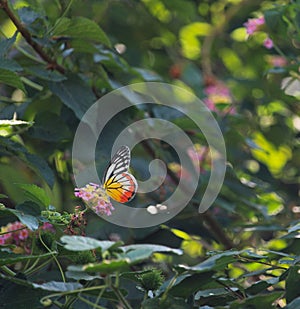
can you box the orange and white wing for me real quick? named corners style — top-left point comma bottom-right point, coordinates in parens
top-left (102, 146), bottom-right (138, 203)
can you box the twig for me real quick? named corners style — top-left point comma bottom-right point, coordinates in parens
top-left (0, 0), bottom-right (65, 74)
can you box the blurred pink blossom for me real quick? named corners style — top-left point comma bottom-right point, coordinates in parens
top-left (203, 81), bottom-right (235, 114)
top-left (266, 55), bottom-right (287, 67)
top-left (263, 37), bottom-right (274, 49)
top-left (244, 16), bottom-right (265, 35)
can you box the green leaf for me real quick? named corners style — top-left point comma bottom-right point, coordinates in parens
top-left (286, 296), bottom-right (300, 309)
top-left (121, 244), bottom-right (182, 256)
top-left (0, 33), bottom-right (17, 57)
top-left (0, 69), bottom-right (26, 92)
top-left (66, 265), bottom-right (101, 281)
top-left (229, 292), bottom-right (283, 309)
top-left (286, 266), bottom-right (300, 303)
top-left (0, 136), bottom-right (54, 188)
top-left (0, 59), bottom-right (22, 72)
top-left (0, 250), bottom-right (55, 266)
top-left (166, 273), bottom-right (215, 298)
top-left (60, 235), bottom-right (121, 251)
top-left (15, 201), bottom-right (42, 217)
top-left (18, 7), bottom-right (42, 26)
top-left (28, 112), bottom-right (71, 142)
top-left (194, 287), bottom-right (236, 306)
top-left (32, 281), bottom-right (82, 292)
top-left (17, 184), bottom-right (50, 208)
top-left (6, 209), bottom-right (39, 230)
top-left (83, 259), bottom-right (130, 274)
top-left (176, 250), bottom-right (242, 273)
top-left (0, 276), bottom-right (48, 309)
top-left (52, 16), bottom-right (111, 47)
top-left (25, 66), bottom-right (66, 81)
top-left (48, 74), bottom-right (97, 121)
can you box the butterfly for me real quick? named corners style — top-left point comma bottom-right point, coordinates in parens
top-left (102, 145), bottom-right (138, 203)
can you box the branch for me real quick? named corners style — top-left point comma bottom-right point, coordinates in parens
top-left (0, 0), bottom-right (65, 74)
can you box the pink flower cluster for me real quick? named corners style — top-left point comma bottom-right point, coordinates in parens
top-left (75, 183), bottom-right (115, 216)
top-left (0, 221), bottom-right (55, 253)
top-left (0, 221), bottom-right (29, 245)
top-left (203, 81), bottom-right (235, 114)
top-left (244, 16), bottom-right (273, 49)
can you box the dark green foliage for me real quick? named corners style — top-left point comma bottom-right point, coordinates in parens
top-left (0, 0), bottom-right (299, 308)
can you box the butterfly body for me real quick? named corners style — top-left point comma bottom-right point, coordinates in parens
top-left (102, 146), bottom-right (138, 203)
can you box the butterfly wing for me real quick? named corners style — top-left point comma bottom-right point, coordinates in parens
top-left (102, 146), bottom-right (138, 203)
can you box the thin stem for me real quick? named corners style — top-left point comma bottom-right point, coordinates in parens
top-left (0, 0), bottom-right (65, 74)
top-left (20, 77), bottom-right (44, 91)
top-left (110, 285), bottom-right (132, 309)
top-left (47, 0), bottom-right (74, 35)
top-left (38, 231), bottom-right (66, 282)
top-left (0, 265), bottom-right (16, 276)
top-left (77, 295), bottom-right (107, 309)
top-left (160, 272), bottom-right (178, 303)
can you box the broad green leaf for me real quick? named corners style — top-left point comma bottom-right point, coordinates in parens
top-left (229, 291), bottom-right (283, 309)
top-left (60, 235), bottom-right (120, 251)
top-left (0, 59), bottom-right (22, 72)
top-left (0, 69), bottom-right (26, 92)
top-left (25, 66), bottom-right (66, 81)
top-left (245, 277), bottom-right (279, 295)
top-left (177, 250), bottom-right (242, 273)
top-left (0, 33), bottom-right (16, 57)
top-left (17, 184), bottom-right (50, 208)
top-left (123, 248), bottom-right (156, 264)
top-left (286, 266), bottom-right (300, 303)
top-left (286, 296), bottom-right (300, 309)
top-left (121, 244), bottom-right (182, 256)
top-left (66, 265), bottom-right (101, 281)
top-left (32, 281), bottom-right (82, 292)
top-left (83, 259), bottom-right (130, 274)
top-left (15, 201), bottom-right (42, 217)
top-left (28, 112), bottom-right (71, 142)
top-left (165, 273), bottom-right (215, 298)
top-left (18, 7), bottom-right (42, 26)
top-left (0, 276), bottom-right (48, 309)
top-left (194, 288), bottom-right (237, 306)
top-left (6, 209), bottom-right (39, 230)
top-left (52, 17), bottom-right (111, 47)
top-left (0, 136), bottom-right (55, 188)
top-left (48, 74), bottom-right (97, 121)
top-left (0, 250), bottom-right (55, 266)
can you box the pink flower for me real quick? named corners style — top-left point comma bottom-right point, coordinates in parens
top-left (263, 37), bottom-right (274, 49)
top-left (203, 81), bottom-right (234, 114)
top-left (266, 55), bottom-right (287, 67)
top-left (74, 183), bottom-right (115, 216)
top-left (18, 229), bottom-right (29, 240)
top-left (40, 222), bottom-right (55, 232)
top-left (244, 16), bottom-right (265, 35)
